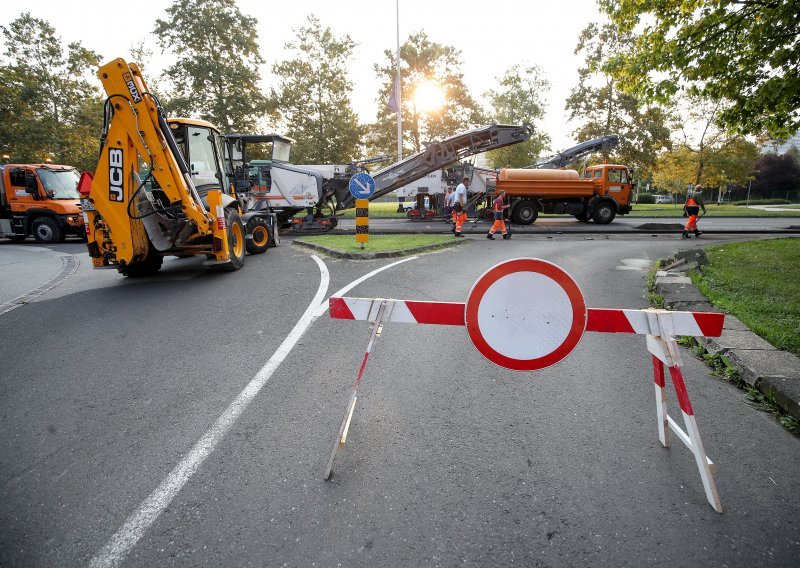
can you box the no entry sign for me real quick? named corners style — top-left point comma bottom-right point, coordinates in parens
top-left (465, 258), bottom-right (587, 371)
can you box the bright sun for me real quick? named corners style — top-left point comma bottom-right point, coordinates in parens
top-left (413, 80), bottom-right (446, 113)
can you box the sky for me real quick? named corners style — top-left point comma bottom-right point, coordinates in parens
top-left (1, 0), bottom-right (604, 150)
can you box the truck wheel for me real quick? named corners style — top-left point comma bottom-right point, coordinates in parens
top-left (246, 217), bottom-right (270, 255)
top-left (592, 202), bottom-right (616, 224)
top-left (32, 217), bottom-right (63, 244)
top-left (214, 208), bottom-right (246, 271)
top-left (122, 254), bottom-right (163, 278)
top-left (513, 201), bottom-right (538, 225)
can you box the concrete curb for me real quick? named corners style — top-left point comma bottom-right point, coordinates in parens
top-left (292, 238), bottom-right (467, 259)
top-left (0, 253), bottom-right (80, 316)
top-left (653, 249), bottom-right (800, 421)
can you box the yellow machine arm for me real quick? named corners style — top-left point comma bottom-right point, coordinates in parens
top-left (84, 58), bottom-right (231, 271)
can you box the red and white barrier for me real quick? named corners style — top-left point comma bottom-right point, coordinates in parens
top-left (325, 258), bottom-right (724, 512)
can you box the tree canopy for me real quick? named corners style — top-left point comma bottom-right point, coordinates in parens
top-left (600, 0), bottom-right (800, 138)
top-left (565, 22), bottom-right (672, 175)
top-left (0, 13), bottom-right (102, 171)
top-left (154, 0), bottom-right (270, 132)
top-left (369, 32), bottom-right (486, 158)
top-left (272, 15), bottom-right (361, 163)
top-left (484, 65), bottom-right (551, 168)
top-left (752, 152), bottom-right (800, 199)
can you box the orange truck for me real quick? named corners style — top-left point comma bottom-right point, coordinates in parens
top-left (0, 164), bottom-right (85, 243)
top-left (495, 163), bottom-right (634, 224)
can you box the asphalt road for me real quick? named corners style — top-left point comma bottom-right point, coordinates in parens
top-left (1, 234), bottom-right (798, 567)
top-left (335, 215), bottom-right (800, 234)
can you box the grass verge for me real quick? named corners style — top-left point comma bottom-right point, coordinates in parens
top-left (691, 238), bottom-right (800, 357)
top-left (294, 234), bottom-right (458, 255)
top-left (335, 202), bottom-right (800, 219)
top-left (677, 337), bottom-right (800, 436)
top-left (645, 259), bottom-right (665, 308)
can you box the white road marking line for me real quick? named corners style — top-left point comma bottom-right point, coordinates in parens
top-left (89, 253), bottom-right (420, 568)
top-left (88, 255), bottom-right (330, 568)
top-left (313, 255), bottom-right (419, 317)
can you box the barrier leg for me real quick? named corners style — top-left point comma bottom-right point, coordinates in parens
top-left (324, 300), bottom-right (388, 480)
top-left (652, 355), bottom-right (669, 447)
top-left (667, 362), bottom-right (723, 513)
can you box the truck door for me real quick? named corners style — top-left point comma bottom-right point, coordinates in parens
top-left (607, 168), bottom-right (632, 205)
top-left (7, 168), bottom-right (39, 207)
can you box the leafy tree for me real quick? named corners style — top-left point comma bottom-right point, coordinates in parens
top-left (272, 15), bottom-right (361, 163)
top-left (369, 32), bottom-right (487, 158)
top-left (600, 0), bottom-right (800, 138)
top-left (154, 0), bottom-right (270, 132)
top-left (484, 65), bottom-right (551, 168)
top-left (752, 153), bottom-right (800, 199)
top-left (566, 22), bottom-right (671, 175)
top-left (652, 96), bottom-right (759, 194)
top-left (0, 13), bottom-right (102, 171)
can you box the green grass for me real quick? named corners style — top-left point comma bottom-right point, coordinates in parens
top-left (295, 234), bottom-right (456, 254)
top-left (335, 201), bottom-right (800, 219)
top-left (692, 238), bottom-right (800, 357)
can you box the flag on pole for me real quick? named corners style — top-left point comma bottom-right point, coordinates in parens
top-left (388, 75), bottom-right (401, 114)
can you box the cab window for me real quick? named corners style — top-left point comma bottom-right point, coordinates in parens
top-left (9, 169), bottom-right (26, 187)
top-left (608, 169), bottom-right (622, 183)
top-left (187, 126), bottom-right (220, 187)
top-left (594, 169), bottom-right (603, 179)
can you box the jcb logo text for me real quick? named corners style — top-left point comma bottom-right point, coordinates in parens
top-left (108, 148), bottom-right (124, 202)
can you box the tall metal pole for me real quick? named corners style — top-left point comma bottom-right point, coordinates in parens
top-left (746, 179), bottom-right (752, 208)
top-left (395, 0), bottom-right (403, 160)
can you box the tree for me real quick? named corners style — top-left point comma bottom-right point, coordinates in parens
top-left (369, 32), bottom-right (487, 158)
top-left (752, 153), bottom-right (800, 199)
top-left (566, 22), bottom-right (671, 175)
top-left (272, 15), bottom-right (361, 163)
top-left (484, 65), bottom-right (551, 168)
top-left (154, 0), bottom-right (270, 132)
top-left (0, 13), bottom-right (102, 171)
top-left (600, 0), bottom-right (800, 138)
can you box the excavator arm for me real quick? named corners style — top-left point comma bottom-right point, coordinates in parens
top-left (83, 59), bottom-right (232, 271)
top-left (531, 135), bottom-right (619, 169)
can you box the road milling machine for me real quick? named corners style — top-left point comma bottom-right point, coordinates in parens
top-left (79, 58), bottom-right (276, 277)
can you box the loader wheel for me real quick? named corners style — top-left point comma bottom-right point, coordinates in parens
top-left (122, 254), bottom-right (163, 278)
top-left (592, 201), bottom-right (616, 224)
top-left (32, 217), bottom-right (63, 244)
top-left (214, 208), bottom-right (246, 271)
top-left (246, 217), bottom-right (270, 255)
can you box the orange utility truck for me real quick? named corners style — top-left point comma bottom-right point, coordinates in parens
top-left (497, 163), bottom-right (634, 224)
top-left (0, 164), bottom-right (85, 242)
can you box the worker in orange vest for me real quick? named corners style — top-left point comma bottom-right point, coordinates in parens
top-left (682, 186), bottom-right (707, 238)
top-left (486, 189), bottom-right (510, 240)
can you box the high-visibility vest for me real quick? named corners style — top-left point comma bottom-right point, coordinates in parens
top-left (686, 197), bottom-right (698, 207)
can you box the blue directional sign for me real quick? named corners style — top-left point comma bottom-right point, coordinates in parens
top-left (349, 172), bottom-right (376, 199)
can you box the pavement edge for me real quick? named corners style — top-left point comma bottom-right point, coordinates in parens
top-left (291, 238), bottom-right (467, 259)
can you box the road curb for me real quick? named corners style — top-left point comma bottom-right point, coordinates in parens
top-left (0, 253), bottom-right (80, 316)
top-left (292, 238), bottom-right (467, 259)
top-left (653, 249), bottom-right (800, 422)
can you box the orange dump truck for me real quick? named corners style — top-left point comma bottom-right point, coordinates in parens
top-left (495, 163), bottom-right (634, 224)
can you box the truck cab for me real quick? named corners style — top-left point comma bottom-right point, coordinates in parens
top-left (583, 164), bottom-right (634, 213)
top-left (0, 164), bottom-right (85, 243)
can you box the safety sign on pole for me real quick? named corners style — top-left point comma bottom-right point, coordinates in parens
top-left (354, 199), bottom-right (369, 247)
top-left (324, 258), bottom-right (725, 513)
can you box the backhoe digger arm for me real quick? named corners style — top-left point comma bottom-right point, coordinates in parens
top-left (87, 59), bottom-right (214, 268)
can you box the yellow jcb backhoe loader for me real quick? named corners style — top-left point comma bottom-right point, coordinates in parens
top-left (78, 58), bottom-right (272, 277)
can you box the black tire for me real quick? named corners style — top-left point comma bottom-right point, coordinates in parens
top-left (592, 201), bottom-right (616, 224)
top-left (122, 254), bottom-right (163, 278)
top-left (512, 201), bottom-right (538, 225)
top-left (31, 217), bottom-right (63, 244)
top-left (213, 208), bottom-right (246, 272)
top-left (246, 217), bottom-right (270, 255)
top-left (574, 210), bottom-right (591, 222)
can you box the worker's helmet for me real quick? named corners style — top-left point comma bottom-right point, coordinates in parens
top-left (694, 185), bottom-right (704, 193)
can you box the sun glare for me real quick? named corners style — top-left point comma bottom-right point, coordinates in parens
top-left (413, 80), bottom-right (446, 113)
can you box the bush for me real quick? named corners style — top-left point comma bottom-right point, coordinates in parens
top-left (637, 193), bottom-right (656, 204)
top-left (731, 198), bottom-right (791, 206)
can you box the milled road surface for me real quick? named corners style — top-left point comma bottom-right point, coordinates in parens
top-left (1, 234), bottom-right (798, 567)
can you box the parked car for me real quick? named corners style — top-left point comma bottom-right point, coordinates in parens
top-left (654, 194), bottom-right (673, 204)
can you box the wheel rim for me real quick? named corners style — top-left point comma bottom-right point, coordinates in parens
top-left (36, 224), bottom-right (53, 241)
top-left (252, 226), bottom-right (268, 247)
top-left (231, 223), bottom-right (244, 257)
top-left (519, 207), bottom-right (534, 222)
top-left (598, 206), bottom-right (612, 222)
